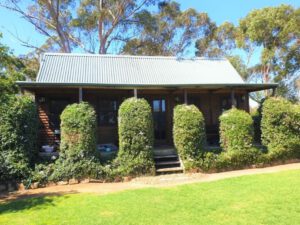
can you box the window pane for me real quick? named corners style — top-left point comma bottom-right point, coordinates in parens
top-left (98, 99), bottom-right (118, 126)
top-left (99, 100), bottom-right (117, 111)
top-left (99, 112), bottom-right (117, 125)
top-left (162, 100), bottom-right (166, 112)
top-left (153, 100), bottom-right (160, 112)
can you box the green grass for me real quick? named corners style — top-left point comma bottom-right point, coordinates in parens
top-left (1, 170), bottom-right (300, 225)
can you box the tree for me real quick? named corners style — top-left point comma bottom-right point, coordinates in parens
top-left (122, 1), bottom-right (213, 56)
top-left (1, 0), bottom-right (80, 53)
top-left (1, 0), bottom-right (157, 54)
top-left (195, 5), bottom-right (300, 101)
top-left (73, 0), bottom-right (157, 54)
top-left (0, 33), bottom-right (26, 101)
top-left (195, 21), bottom-right (237, 58)
top-left (195, 22), bottom-right (251, 80)
top-left (237, 5), bottom-right (300, 98)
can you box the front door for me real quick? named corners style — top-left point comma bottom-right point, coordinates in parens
top-left (152, 99), bottom-right (167, 145)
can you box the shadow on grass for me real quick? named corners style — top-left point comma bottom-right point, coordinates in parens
top-left (0, 191), bottom-right (78, 214)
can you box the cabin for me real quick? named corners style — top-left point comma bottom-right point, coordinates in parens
top-left (17, 53), bottom-right (277, 149)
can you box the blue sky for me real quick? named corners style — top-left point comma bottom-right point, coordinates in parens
top-left (0, 0), bottom-right (299, 58)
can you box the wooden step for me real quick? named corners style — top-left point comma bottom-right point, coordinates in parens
top-left (156, 167), bottom-right (183, 173)
top-left (153, 149), bottom-right (177, 156)
top-left (155, 160), bottom-right (180, 166)
top-left (154, 154), bottom-right (178, 160)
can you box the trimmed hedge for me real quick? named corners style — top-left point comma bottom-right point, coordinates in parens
top-left (173, 104), bottom-right (206, 162)
top-left (0, 96), bottom-right (39, 182)
top-left (51, 102), bottom-right (98, 181)
top-left (219, 108), bottom-right (254, 151)
top-left (261, 97), bottom-right (300, 160)
top-left (116, 97), bottom-right (155, 176)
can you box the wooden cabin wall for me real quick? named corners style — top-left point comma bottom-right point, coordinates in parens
top-left (34, 88), bottom-right (249, 147)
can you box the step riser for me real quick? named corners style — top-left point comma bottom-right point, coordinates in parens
top-left (153, 149), bottom-right (177, 156)
top-left (154, 158), bottom-right (179, 163)
top-left (153, 148), bottom-right (183, 174)
top-left (156, 164), bottom-right (181, 169)
top-left (156, 167), bottom-right (183, 174)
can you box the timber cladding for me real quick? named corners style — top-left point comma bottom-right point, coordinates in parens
top-left (35, 88), bottom-right (249, 147)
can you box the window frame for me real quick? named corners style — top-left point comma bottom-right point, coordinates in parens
top-left (97, 98), bottom-right (119, 126)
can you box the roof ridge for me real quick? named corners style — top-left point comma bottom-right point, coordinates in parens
top-left (43, 52), bottom-right (226, 61)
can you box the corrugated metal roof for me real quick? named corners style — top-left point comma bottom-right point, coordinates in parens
top-left (36, 53), bottom-right (245, 85)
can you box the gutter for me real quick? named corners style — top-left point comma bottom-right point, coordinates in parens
top-left (16, 81), bottom-right (278, 91)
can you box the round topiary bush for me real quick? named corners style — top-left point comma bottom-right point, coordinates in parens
top-left (117, 97), bottom-right (155, 176)
top-left (0, 95), bottom-right (39, 182)
top-left (52, 102), bottom-right (98, 181)
top-left (261, 97), bottom-right (300, 159)
top-left (173, 104), bottom-right (206, 162)
top-left (219, 108), bottom-right (254, 151)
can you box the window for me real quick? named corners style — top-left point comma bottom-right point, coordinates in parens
top-left (98, 100), bottom-right (118, 126)
top-left (221, 96), bottom-right (239, 112)
top-left (49, 99), bottom-right (70, 129)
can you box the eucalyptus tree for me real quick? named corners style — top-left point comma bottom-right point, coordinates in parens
top-left (0, 0), bottom-right (79, 53)
top-left (236, 5), bottom-right (300, 98)
top-left (122, 1), bottom-right (213, 56)
top-left (195, 4), bottom-right (300, 100)
top-left (72, 0), bottom-right (157, 54)
top-left (1, 0), bottom-right (157, 54)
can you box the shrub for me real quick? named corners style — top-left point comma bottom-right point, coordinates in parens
top-left (194, 147), bottom-right (264, 173)
top-left (53, 102), bottom-right (99, 181)
top-left (173, 104), bottom-right (206, 163)
top-left (215, 148), bottom-right (262, 171)
top-left (0, 95), bottom-right (38, 182)
top-left (251, 101), bottom-right (264, 144)
top-left (219, 108), bottom-right (254, 152)
top-left (261, 97), bottom-right (300, 159)
top-left (116, 97), bottom-right (155, 176)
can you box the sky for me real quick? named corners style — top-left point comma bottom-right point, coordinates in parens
top-left (0, 0), bottom-right (299, 58)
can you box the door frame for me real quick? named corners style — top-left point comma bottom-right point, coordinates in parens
top-left (142, 95), bottom-right (168, 146)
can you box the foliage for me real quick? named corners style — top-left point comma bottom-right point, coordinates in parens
top-left (0, 33), bottom-right (26, 101)
top-left (261, 97), bottom-right (300, 159)
top-left (122, 1), bottom-right (213, 56)
top-left (73, 0), bottom-right (156, 54)
top-left (116, 97), bottom-right (155, 176)
top-left (52, 102), bottom-right (99, 181)
top-left (173, 104), bottom-right (206, 163)
top-left (219, 108), bottom-right (254, 151)
top-left (195, 21), bottom-right (236, 58)
top-left (237, 5), bottom-right (300, 99)
top-left (0, 95), bottom-right (39, 182)
top-left (251, 100), bottom-right (264, 144)
top-left (195, 5), bottom-right (300, 100)
top-left (27, 164), bottom-right (53, 187)
top-left (1, 0), bottom-right (156, 54)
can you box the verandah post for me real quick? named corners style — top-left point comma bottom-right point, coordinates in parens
top-left (134, 88), bottom-right (138, 98)
top-left (231, 88), bottom-right (236, 108)
top-left (184, 89), bottom-right (188, 104)
top-left (79, 87), bottom-right (83, 102)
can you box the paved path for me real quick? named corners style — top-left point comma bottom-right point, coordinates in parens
top-left (1, 162), bottom-right (300, 202)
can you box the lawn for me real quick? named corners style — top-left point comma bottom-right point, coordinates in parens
top-left (1, 170), bottom-right (300, 225)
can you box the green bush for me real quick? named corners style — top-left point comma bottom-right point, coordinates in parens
top-left (173, 104), bottom-right (206, 165)
top-left (261, 97), bottom-right (300, 159)
top-left (53, 102), bottom-right (99, 181)
top-left (251, 102), bottom-right (264, 144)
top-left (116, 97), bottom-right (155, 176)
top-left (219, 108), bottom-right (254, 151)
top-left (0, 95), bottom-right (38, 182)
